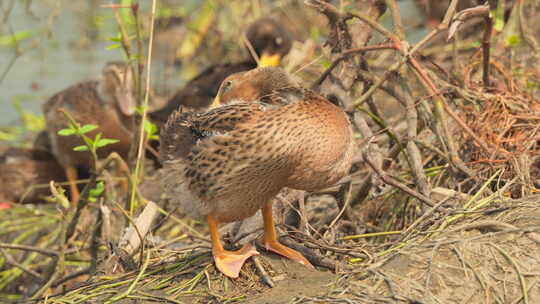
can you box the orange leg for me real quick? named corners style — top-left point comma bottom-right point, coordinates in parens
top-left (208, 214), bottom-right (259, 278)
top-left (262, 201), bottom-right (314, 269)
top-left (65, 166), bottom-right (80, 205)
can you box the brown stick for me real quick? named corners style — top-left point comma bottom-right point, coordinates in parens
top-left (482, 14), bottom-right (493, 88)
top-left (311, 44), bottom-right (395, 89)
top-left (364, 152), bottom-right (436, 207)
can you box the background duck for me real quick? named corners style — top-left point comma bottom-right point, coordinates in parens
top-left (148, 17), bottom-right (292, 126)
top-left (0, 131), bottom-right (65, 204)
top-left (43, 62), bottom-right (135, 203)
top-left (160, 67), bottom-right (354, 278)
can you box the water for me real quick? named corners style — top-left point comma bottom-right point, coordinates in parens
top-left (0, 0), bottom-right (126, 126)
top-left (0, 0), bottom-right (424, 128)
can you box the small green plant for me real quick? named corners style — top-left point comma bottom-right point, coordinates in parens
top-left (57, 110), bottom-right (120, 167)
top-left (144, 119), bottom-right (159, 141)
top-left (57, 112), bottom-right (120, 205)
top-left (58, 124), bottom-right (119, 155)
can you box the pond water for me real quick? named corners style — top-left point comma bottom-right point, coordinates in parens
top-left (1, 1), bottom-right (124, 126)
top-left (0, 0), bottom-right (424, 128)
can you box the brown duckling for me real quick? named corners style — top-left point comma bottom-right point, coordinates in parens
top-left (43, 62), bottom-right (135, 203)
top-left (160, 67), bottom-right (354, 278)
top-left (0, 131), bottom-right (65, 204)
top-left (149, 17), bottom-right (292, 125)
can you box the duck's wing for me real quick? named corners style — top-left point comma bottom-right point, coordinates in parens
top-left (159, 102), bottom-right (266, 218)
top-left (159, 103), bottom-right (263, 163)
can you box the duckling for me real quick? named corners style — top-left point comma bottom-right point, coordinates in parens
top-left (149, 17), bottom-right (292, 125)
top-left (43, 62), bottom-right (135, 203)
top-left (160, 67), bottom-right (354, 278)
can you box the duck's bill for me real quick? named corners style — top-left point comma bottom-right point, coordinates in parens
top-left (258, 52), bottom-right (281, 67)
top-left (116, 88), bottom-right (136, 116)
top-left (209, 95), bottom-right (221, 109)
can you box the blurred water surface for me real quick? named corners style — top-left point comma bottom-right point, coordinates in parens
top-left (0, 0), bottom-right (423, 127)
top-left (1, 0), bottom-right (123, 125)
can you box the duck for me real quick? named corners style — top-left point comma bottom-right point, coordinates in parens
top-left (0, 131), bottom-right (65, 204)
top-left (43, 62), bottom-right (135, 203)
top-left (149, 17), bottom-right (292, 126)
top-left (159, 67), bottom-right (355, 278)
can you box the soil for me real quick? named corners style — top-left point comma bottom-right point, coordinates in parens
top-left (249, 254), bottom-right (336, 304)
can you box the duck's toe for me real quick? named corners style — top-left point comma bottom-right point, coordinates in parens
top-left (264, 240), bottom-right (314, 269)
top-left (213, 243), bottom-right (260, 278)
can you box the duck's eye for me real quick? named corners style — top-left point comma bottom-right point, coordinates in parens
top-left (222, 80), bottom-right (233, 92)
top-left (275, 37), bottom-right (283, 46)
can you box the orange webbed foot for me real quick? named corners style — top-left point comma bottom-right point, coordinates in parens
top-left (264, 239), bottom-right (314, 269)
top-left (213, 243), bottom-right (259, 278)
top-left (262, 201), bottom-right (314, 269)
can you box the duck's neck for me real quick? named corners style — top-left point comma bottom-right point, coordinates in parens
top-left (96, 80), bottom-right (135, 132)
top-left (96, 79), bottom-right (114, 106)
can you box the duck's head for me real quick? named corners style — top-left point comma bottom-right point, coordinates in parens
top-left (98, 62), bottom-right (136, 116)
top-left (245, 18), bottom-right (292, 68)
top-left (212, 67), bottom-right (296, 108)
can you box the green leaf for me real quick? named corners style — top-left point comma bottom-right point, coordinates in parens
top-left (319, 57), bottom-right (332, 69)
top-left (135, 105), bottom-right (148, 115)
top-left (0, 30), bottom-right (33, 47)
top-left (95, 138), bottom-right (120, 148)
top-left (90, 181), bottom-right (105, 198)
top-left (494, 18), bottom-right (504, 32)
top-left (506, 35), bottom-right (521, 48)
top-left (58, 128), bottom-right (76, 136)
top-left (83, 136), bottom-right (94, 147)
top-left (79, 124), bottom-right (98, 134)
top-left (94, 132), bottom-right (102, 143)
top-left (144, 119), bottom-right (157, 135)
top-left (106, 43), bottom-right (122, 50)
top-left (74, 145), bottom-right (89, 151)
top-left (108, 34), bottom-right (122, 42)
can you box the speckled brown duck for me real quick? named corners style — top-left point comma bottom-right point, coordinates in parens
top-left (149, 17), bottom-right (292, 125)
top-left (160, 67), bottom-right (355, 278)
top-left (0, 131), bottom-right (65, 204)
top-left (43, 62), bottom-right (135, 203)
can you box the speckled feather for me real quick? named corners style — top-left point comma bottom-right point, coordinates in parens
top-left (160, 77), bottom-right (354, 223)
